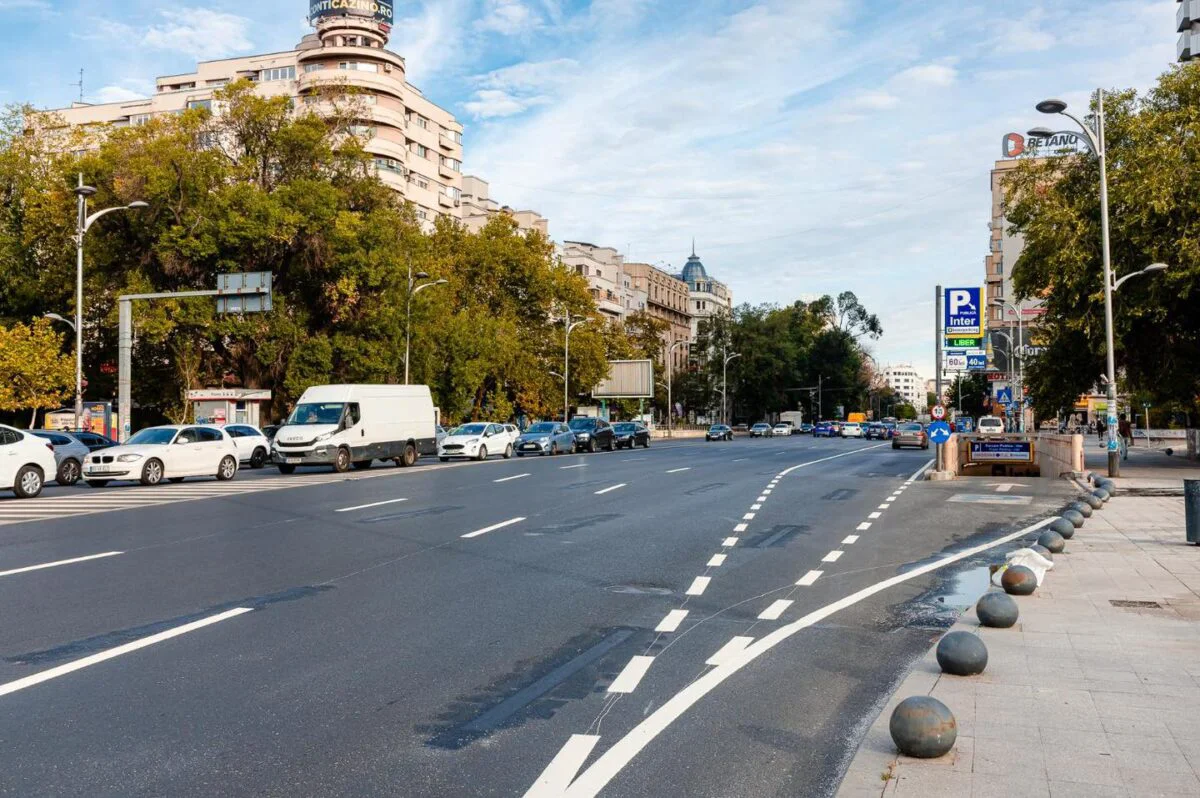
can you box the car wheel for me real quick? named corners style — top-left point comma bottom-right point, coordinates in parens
top-left (643, 437), bottom-right (650, 448)
top-left (352, 460), bottom-right (372, 470)
top-left (476, 446), bottom-right (488, 462)
top-left (216, 455), bottom-right (238, 481)
top-left (85, 479), bottom-right (110, 488)
top-left (605, 439), bottom-right (614, 452)
top-left (399, 442), bottom-right (417, 467)
top-left (13, 465), bottom-right (44, 499)
top-left (169, 477), bottom-right (186, 484)
top-left (57, 458), bottom-right (81, 486)
top-left (250, 448), bottom-right (267, 469)
top-left (334, 447), bottom-right (351, 473)
top-left (278, 464), bottom-right (296, 475)
top-left (140, 458), bottom-right (165, 486)
top-left (587, 439), bottom-right (596, 454)
top-left (503, 444), bottom-right (513, 459)
top-left (550, 443), bottom-right (559, 456)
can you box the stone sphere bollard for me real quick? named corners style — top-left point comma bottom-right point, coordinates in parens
top-left (1050, 517), bottom-right (1076, 539)
top-left (976, 592), bottom-right (1019, 628)
top-left (1037, 530), bottom-right (1066, 554)
top-left (936, 631), bottom-right (989, 676)
top-left (1096, 479), bottom-right (1115, 494)
top-left (1002, 565), bottom-right (1038, 595)
top-left (1069, 501), bottom-right (1094, 518)
top-left (1063, 509), bottom-right (1086, 528)
top-left (1092, 488), bottom-right (1110, 503)
top-left (1083, 493), bottom-right (1104, 510)
top-left (1030, 543), bottom-right (1053, 559)
top-left (889, 696), bottom-right (958, 758)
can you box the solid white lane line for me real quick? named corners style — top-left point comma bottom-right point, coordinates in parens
top-left (494, 473), bottom-right (531, 483)
top-left (751, 504), bottom-right (762, 511)
top-left (796, 570), bottom-right (823, 586)
top-left (685, 576), bottom-right (711, 596)
top-left (742, 513), bottom-right (755, 520)
top-left (334, 498), bottom-right (408, 513)
top-left (594, 484), bottom-right (627, 495)
top-left (705, 636), bottom-right (753, 667)
top-left (707, 554), bottom-right (726, 567)
top-left (655, 610), bottom-right (689, 633)
top-left (822, 550), bottom-right (843, 563)
top-left (733, 523), bottom-right (748, 533)
top-left (527, 734), bottom-right (602, 797)
top-left (608, 655), bottom-right (655, 694)
top-left (666, 467), bottom-right (691, 474)
top-left (906, 459), bottom-right (935, 483)
top-left (560, 464), bottom-right (588, 470)
top-left (0, 551), bottom-right (123, 578)
top-left (461, 517), bottom-right (526, 539)
top-left (757, 600), bottom-right (794, 621)
top-left (842, 535), bottom-right (859, 545)
top-left (869, 512), bottom-right (882, 519)
top-left (773, 443), bottom-right (889, 480)
top-left (555, 515), bottom-right (1059, 798)
top-left (722, 537), bottom-right (739, 547)
top-left (856, 522), bottom-right (872, 531)
top-left (0, 607), bottom-right (253, 699)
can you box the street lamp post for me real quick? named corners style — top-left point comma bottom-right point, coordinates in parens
top-left (722, 350), bottom-right (741, 426)
top-left (404, 261), bottom-right (447, 385)
top-left (72, 174), bottom-right (147, 430)
top-left (992, 299), bottom-right (1025, 432)
top-left (666, 339), bottom-right (688, 437)
top-left (563, 312), bottom-right (589, 422)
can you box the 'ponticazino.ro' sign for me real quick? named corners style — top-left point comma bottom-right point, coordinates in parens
top-left (309, 0), bottom-right (394, 25)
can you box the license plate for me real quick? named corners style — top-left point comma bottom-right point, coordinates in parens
top-left (90, 466), bottom-right (114, 473)
top-left (285, 458), bottom-right (301, 464)
top-left (521, 444), bottom-right (537, 450)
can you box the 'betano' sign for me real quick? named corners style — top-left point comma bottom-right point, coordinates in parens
top-left (1002, 131), bottom-right (1084, 159)
top-left (309, 0), bottom-right (394, 25)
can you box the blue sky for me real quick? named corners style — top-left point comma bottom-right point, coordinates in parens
top-left (0, 0), bottom-right (1180, 380)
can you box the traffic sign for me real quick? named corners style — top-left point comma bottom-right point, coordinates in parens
top-left (932, 404), bottom-right (946, 420)
top-left (928, 421), bottom-right (952, 444)
top-left (996, 387), bottom-right (1013, 404)
top-left (944, 287), bottom-right (983, 337)
top-left (967, 354), bottom-right (987, 371)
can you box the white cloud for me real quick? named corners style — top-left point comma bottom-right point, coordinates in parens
top-left (895, 63), bottom-right (957, 87)
top-left (141, 9), bottom-right (253, 60)
top-left (464, 89), bottom-right (551, 118)
top-left (388, 0), bottom-right (474, 85)
top-left (477, 0), bottom-right (542, 35)
top-left (853, 91), bottom-right (901, 110)
top-left (92, 85), bottom-right (147, 103)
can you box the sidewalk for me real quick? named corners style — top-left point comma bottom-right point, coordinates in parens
top-left (1084, 444), bottom-right (1200, 495)
top-left (837, 493), bottom-right (1200, 797)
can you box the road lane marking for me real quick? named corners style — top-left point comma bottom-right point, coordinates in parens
top-left (685, 576), bottom-right (710, 596)
top-left (528, 734), bottom-right (601, 796)
top-left (750, 504), bottom-right (762, 510)
top-left (868, 512), bottom-right (882, 519)
top-left (0, 607), bottom-right (253, 699)
top-left (822, 550), bottom-right (843, 563)
top-left (707, 554), bottom-right (726, 567)
top-left (756, 496), bottom-right (767, 502)
top-left (334, 498), bottom-right (408, 513)
top-left (878, 504), bottom-right (891, 510)
top-left (608, 656), bottom-right (655, 694)
top-left (461, 517), bottom-right (526, 539)
top-left (856, 522), bottom-right (872, 531)
top-left (742, 513), bottom-right (755, 520)
top-left (763, 489), bottom-right (772, 495)
top-left (655, 610), bottom-right (689, 633)
top-left (594, 483), bottom-right (627, 495)
top-left (757, 600), bottom-right (794, 621)
top-left (705, 636), bottom-right (753, 667)
top-left (842, 535), bottom-right (859, 545)
top-left (733, 523), bottom-right (748, 533)
top-left (560, 464), bottom-right (588, 470)
top-left (494, 473), bottom-right (531, 483)
top-left (0, 551), bottom-right (123, 578)
top-left (722, 537), bottom-right (739, 547)
top-left (666, 467), bottom-right (691, 474)
top-left (796, 570), bottom-right (823, 586)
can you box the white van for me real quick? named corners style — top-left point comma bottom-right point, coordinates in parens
top-left (272, 384), bottom-right (438, 473)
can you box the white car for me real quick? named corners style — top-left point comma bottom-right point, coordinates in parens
top-left (0, 424), bottom-right (58, 498)
top-left (978, 416), bottom-right (1005, 436)
top-left (841, 422), bottom-right (864, 438)
top-left (222, 424), bottom-right (272, 468)
top-left (83, 425), bottom-right (240, 487)
top-left (438, 422), bottom-right (516, 461)
top-left (772, 424), bottom-right (792, 437)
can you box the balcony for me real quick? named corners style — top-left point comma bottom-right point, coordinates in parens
top-left (297, 68), bottom-right (405, 102)
top-left (297, 46), bottom-right (405, 75)
top-left (1180, 30), bottom-right (1199, 61)
top-left (1179, 0), bottom-right (1195, 33)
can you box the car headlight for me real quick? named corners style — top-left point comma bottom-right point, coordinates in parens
top-left (315, 431), bottom-right (334, 442)
top-left (466, 439), bottom-right (479, 446)
top-left (576, 432), bottom-right (589, 439)
top-left (537, 437), bottom-right (549, 444)
top-left (117, 453), bottom-right (143, 462)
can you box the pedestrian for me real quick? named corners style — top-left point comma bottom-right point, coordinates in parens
top-left (1097, 419), bottom-right (1106, 446)
top-left (1118, 414), bottom-right (1132, 460)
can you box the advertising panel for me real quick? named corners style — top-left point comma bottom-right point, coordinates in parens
top-left (943, 287), bottom-right (983, 337)
top-left (943, 354), bottom-right (968, 372)
top-left (593, 360), bottom-right (654, 399)
top-left (309, 0), bottom-right (394, 25)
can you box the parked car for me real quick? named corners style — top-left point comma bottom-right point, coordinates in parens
top-left (569, 417), bottom-right (615, 452)
top-left (733, 423), bottom-right (749, 432)
top-left (28, 430), bottom-right (93, 485)
top-left (68, 430), bottom-right (118, 452)
top-left (892, 422), bottom-right (930, 450)
top-left (706, 424), bottom-right (733, 442)
top-left (0, 425), bottom-right (57, 498)
top-left (841, 422), bottom-right (864, 439)
top-left (262, 425), bottom-right (281, 443)
top-left (84, 425), bottom-right (239, 487)
top-left (978, 416), bottom-right (1005, 436)
top-left (750, 423), bottom-right (773, 438)
top-left (773, 423), bottom-right (793, 437)
top-left (864, 423), bottom-right (888, 441)
top-left (799, 423), bottom-right (814, 434)
top-left (829, 421), bottom-right (843, 436)
top-left (438, 422), bottom-right (514, 461)
top-left (515, 422), bottom-right (574, 456)
top-left (613, 422), bottom-right (651, 449)
top-left (222, 424), bottom-right (272, 469)
top-left (813, 421), bottom-right (836, 438)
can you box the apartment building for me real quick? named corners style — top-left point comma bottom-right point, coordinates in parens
top-left (623, 263), bottom-right (693, 374)
top-left (559, 242), bottom-right (647, 322)
top-left (1180, 0), bottom-right (1200, 61)
top-left (985, 156), bottom-right (1044, 380)
top-left (881, 364), bottom-right (927, 410)
top-left (39, 3), bottom-right (463, 228)
top-left (677, 247), bottom-right (732, 341)
top-left (460, 175), bottom-right (549, 236)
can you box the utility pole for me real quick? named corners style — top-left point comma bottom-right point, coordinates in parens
top-left (935, 284), bottom-right (944, 474)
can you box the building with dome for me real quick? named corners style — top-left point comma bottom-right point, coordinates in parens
top-left (677, 245), bottom-right (732, 340)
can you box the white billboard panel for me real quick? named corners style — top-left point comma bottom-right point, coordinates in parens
top-left (593, 360), bottom-right (654, 399)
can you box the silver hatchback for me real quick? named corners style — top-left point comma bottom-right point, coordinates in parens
top-left (27, 430), bottom-right (94, 486)
top-left (515, 421), bottom-right (575, 456)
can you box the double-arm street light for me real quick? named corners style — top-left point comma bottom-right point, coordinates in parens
top-left (405, 262), bottom-right (447, 385)
top-left (73, 175), bottom-right (147, 430)
top-left (991, 299), bottom-right (1025, 432)
top-left (562, 312), bottom-right (589, 422)
top-left (721, 350), bottom-right (741, 426)
top-left (666, 339), bottom-right (689, 436)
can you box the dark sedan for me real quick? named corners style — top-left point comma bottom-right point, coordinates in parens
top-left (612, 422), bottom-right (651, 449)
top-left (865, 423), bottom-right (889, 440)
top-left (569, 417), bottom-right (615, 452)
top-left (706, 424), bottom-right (733, 441)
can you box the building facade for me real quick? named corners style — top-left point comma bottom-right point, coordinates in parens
top-left (559, 242), bottom-right (647, 322)
top-left (1180, 0), bottom-right (1200, 61)
top-left (677, 247), bottom-right (732, 341)
top-left (881, 364), bottom-right (927, 411)
top-left (460, 175), bottom-right (548, 236)
top-left (40, 5), bottom-right (463, 228)
top-left (623, 263), bottom-right (693, 374)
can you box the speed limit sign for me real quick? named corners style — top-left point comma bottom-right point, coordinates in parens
top-left (932, 404), bottom-right (946, 420)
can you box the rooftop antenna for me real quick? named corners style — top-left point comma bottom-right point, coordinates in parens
top-left (71, 68), bottom-right (84, 103)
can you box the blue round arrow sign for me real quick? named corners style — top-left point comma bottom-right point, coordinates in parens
top-left (928, 421), bottom-right (952, 444)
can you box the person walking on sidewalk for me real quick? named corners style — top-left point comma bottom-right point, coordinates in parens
top-left (1097, 419), bottom-right (1106, 447)
top-left (1118, 414), bottom-right (1132, 460)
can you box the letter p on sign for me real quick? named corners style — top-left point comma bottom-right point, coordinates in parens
top-left (949, 290), bottom-right (974, 315)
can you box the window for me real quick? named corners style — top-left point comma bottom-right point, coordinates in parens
top-left (414, 115), bottom-right (428, 129)
top-left (347, 404), bottom-right (361, 426)
top-left (0, 428), bottom-right (21, 446)
top-left (259, 66), bottom-right (296, 82)
top-left (349, 124), bottom-right (375, 138)
top-left (206, 78), bottom-right (230, 87)
top-left (196, 427), bottom-right (224, 443)
top-left (129, 114), bottom-right (152, 127)
top-left (414, 144), bottom-right (428, 158)
top-left (225, 427), bottom-right (244, 439)
top-left (441, 128), bottom-right (461, 143)
top-left (416, 209), bottom-right (428, 220)
top-left (374, 157), bottom-right (405, 174)
top-left (304, 63), bottom-right (326, 73)
top-left (187, 99), bottom-right (212, 112)
top-left (411, 175), bottom-right (429, 190)
top-left (338, 61), bottom-right (378, 73)
top-left (442, 185), bottom-right (461, 200)
top-left (440, 156), bottom-right (461, 172)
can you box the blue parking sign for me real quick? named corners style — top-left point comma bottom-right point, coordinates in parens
top-left (944, 287), bottom-right (983, 337)
top-left (966, 354), bottom-right (987, 371)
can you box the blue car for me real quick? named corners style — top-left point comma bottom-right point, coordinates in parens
top-left (813, 421), bottom-right (837, 438)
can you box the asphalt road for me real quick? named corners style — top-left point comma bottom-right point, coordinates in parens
top-left (0, 435), bottom-right (1074, 797)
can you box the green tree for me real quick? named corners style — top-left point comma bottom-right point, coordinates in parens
top-left (0, 318), bottom-right (74, 425)
top-left (948, 374), bottom-right (990, 418)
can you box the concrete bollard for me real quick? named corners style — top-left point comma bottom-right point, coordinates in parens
top-left (1002, 565), bottom-right (1038, 595)
top-left (1037, 530), bottom-right (1066, 554)
top-left (1096, 478), bottom-right (1116, 494)
top-left (936, 631), bottom-right (988, 676)
top-left (1092, 488), bottom-right (1110, 503)
top-left (1062, 509), bottom-right (1086, 528)
top-left (1069, 501), bottom-right (1094, 518)
top-left (1050, 517), bottom-right (1076, 539)
top-left (1030, 543), bottom-right (1053, 559)
top-left (889, 696), bottom-right (958, 758)
top-left (1083, 493), bottom-right (1104, 510)
top-left (976, 592), bottom-right (1019, 628)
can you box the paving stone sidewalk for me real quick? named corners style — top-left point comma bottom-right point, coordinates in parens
top-left (836, 494), bottom-right (1200, 798)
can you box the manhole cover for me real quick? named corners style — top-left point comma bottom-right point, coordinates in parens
top-left (1109, 599), bottom-right (1162, 609)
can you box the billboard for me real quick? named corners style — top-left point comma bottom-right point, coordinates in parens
top-left (593, 360), bottom-right (654, 399)
top-left (944, 287), bottom-right (983, 337)
top-left (1002, 131), bottom-right (1085, 159)
top-left (309, 0), bottom-right (394, 26)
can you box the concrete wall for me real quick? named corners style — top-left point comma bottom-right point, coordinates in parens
top-left (1037, 433), bottom-right (1084, 477)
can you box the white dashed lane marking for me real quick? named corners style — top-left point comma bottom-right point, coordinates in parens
top-left (461, 517), bottom-right (526, 539)
top-left (722, 537), bottom-right (739, 547)
top-left (335, 497), bottom-right (408, 513)
top-left (869, 512), bottom-right (882, 519)
top-left (733, 523), bottom-right (748, 533)
top-left (842, 535), bottom-right (859, 545)
top-left (706, 636), bottom-right (753, 667)
top-left (707, 554), bottom-right (727, 567)
top-left (666, 467), bottom-right (691, 474)
top-left (796, 570), bottom-right (823, 586)
top-left (493, 473), bottom-right (531, 483)
top-left (857, 522), bottom-right (872, 531)
top-left (685, 576), bottom-right (711, 596)
top-left (757, 600), bottom-right (793, 621)
top-left (594, 484), bottom-right (627, 495)
top-left (0, 551), bottom-right (123, 579)
top-left (655, 610), bottom-right (689, 633)
top-left (607, 656), bottom-right (655, 694)
top-left (822, 550), bottom-right (843, 563)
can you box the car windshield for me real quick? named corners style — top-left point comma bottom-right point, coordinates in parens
top-left (287, 402), bottom-right (344, 425)
top-left (450, 423), bottom-right (487, 436)
top-left (901, 424), bottom-right (923, 431)
top-left (753, 424), bottom-right (769, 429)
top-left (569, 418), bottom-right (597, 430)
top-left (709, 426), bottom-right (725, 431)
top-left (526, 423), bottom-right (557, 433)
top-left (126, 427), bottom-right (178, 445)
top-left (613, 423), bottom-right (637, 432)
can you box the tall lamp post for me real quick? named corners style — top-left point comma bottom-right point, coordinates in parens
top-left (405, 262), bottom-right (447, 385)
top-left (563, 312), bottom-right (589, 422)
top-left (666, 339), bottom-right (688, 437)
top-left (722, 350), bottom-right (741, 426)
top-left (991, 299), bottom-right (1025, 432)
top-left (73, 175), bottom-right (147, 430)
